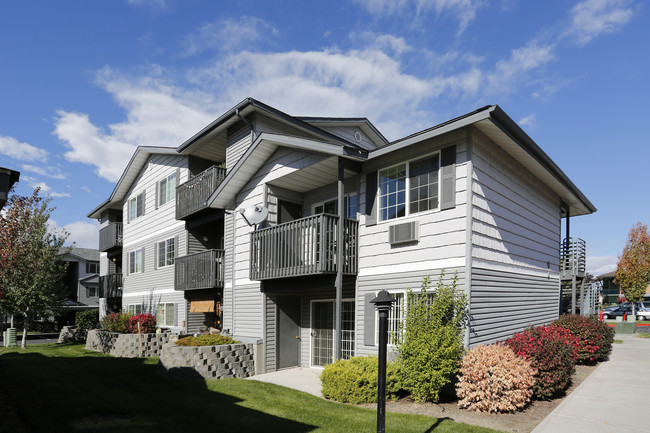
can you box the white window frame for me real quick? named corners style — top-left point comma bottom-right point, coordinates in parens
top-left (157, 238), bottom-right (175, 268)
top-left (312, 193), bottom-right (358, 219)
top-left (86, 262), bottom-right (99, 274)
top-left (157, 303), bottom-right (175, 327)
top-left (309, 298), bottom-right (356, 368)
top-left (158, 172), bottom-right (177, 207)
top-left (128, 248), bottom-right (144, 274)
top-left (128, 192), bottom-right (145, 222)
top-left (374, 290), bottom-right (435, 346)
top-left (378, 151), bottom-right (441, 222)
top-left (128, 304), bottom-right (143, 315)
top-left (86, 286), bottom-right (99, 298)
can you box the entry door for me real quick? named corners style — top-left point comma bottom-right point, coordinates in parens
top-left (311, 300), bottom-right (355, 367)
top-left (277, 297), bottom-right (301, 369)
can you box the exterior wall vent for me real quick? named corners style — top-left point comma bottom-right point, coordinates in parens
top-left (389, 221), bottom-right (419, 245)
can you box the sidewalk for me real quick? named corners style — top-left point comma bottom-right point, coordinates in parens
top-left (532, 333), bottom-right (650, 433)
top-left (246, 367), bottom-right (323, 397)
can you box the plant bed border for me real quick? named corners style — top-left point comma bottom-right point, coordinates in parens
top-left (157, 342), bottom-right (256, 380)
top-left (85, 329), bottom-right (170, 357)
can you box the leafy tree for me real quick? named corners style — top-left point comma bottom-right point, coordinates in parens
top-left (396, 272), bottom-right (468, 402)
top-left (0, 188), bottom-right (69, 348)
top-left (615, 222), bottom-right (650, 313)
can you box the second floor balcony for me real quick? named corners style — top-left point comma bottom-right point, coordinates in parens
top-left (99, 273), bottom-right (123, 298)
top-left (175, 249), bottom-right (225, 291)
top-left (99, 222), bottom-right (123, 252)
top-left (250, 214), bottom-right (359, 281)
top-left (176, 165), bottom-right (227, 220)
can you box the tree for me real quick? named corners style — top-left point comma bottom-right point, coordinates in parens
top-left (0, 187), bottom-right (69, 348)
top-left (615, 222), bottom-right (650, 314)
top-left (396, 272), bottom-right (468, 402)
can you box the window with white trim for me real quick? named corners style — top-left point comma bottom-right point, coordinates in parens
top-left (157, 303), bottom-right (175, 326)
top-left (158, 172), bottom-right (177, 206)
top-left (128, 304), bottom-right (143, 315)
top-left (128, 192), bottom-right (145, 222)
top-left (157, 238), bottom-right (175, 268)
top-left (86, 286), bottom-right (99, 298)
top-left (379, 153), bottom-right (440, 221)
top-left (313, 194), bottom-right (358, 219)
top-left (129, 248), bottom-right (144, 274)
top-left (86, 262), bottom-right (99, 274)
top-left (377, 291), bottom-right (435, 346)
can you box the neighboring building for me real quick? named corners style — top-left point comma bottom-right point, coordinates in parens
top-left (597, 271), bottom-right (650, 304)
top-left (89, 98), bottom-right (595, 372)
top-left (0, 167), bottom-right (20, 209)
top-left (58, 247), bottom-right (101, 306)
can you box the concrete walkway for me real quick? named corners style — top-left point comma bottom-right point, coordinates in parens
top-left (246, 367), bottom-right (323, 397)
top-left (533, 333), bottom-right (650, 433)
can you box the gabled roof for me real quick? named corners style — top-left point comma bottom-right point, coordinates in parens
top-left (87, 146), bottom-right (177, 219)
top-left (296, 116), bottom-right (389, 149)
top-left (58, 247), bottom-right (99, 262)
top-left (371, 105), bottom-right (596, 217)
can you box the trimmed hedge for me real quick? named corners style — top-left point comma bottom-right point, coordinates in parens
top-left (457, 344), bottom-right (536, 413)
top-left (75, 309), bottom-right (99, 331)
top-left (552, 314), bottom-right (614, 363)
top-left (505, 325), bottom-right (579, 399)
top-left (175, 334), bottom-right (239, 346)
top-left (321, 356), bottom-right (402, 404)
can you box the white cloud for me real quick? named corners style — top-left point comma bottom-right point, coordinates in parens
top-left (63, 220), bottom-right (100, 249)
top-left (587, 255), bottom-right (618, 276)
top-left (183, 16), bottom-right (277, 56)
top-left (518, 114), bottom-right (537, 128)
top-left (353, 0), bottom-right (485, 33)
top-left (487, 41), bottom-right (555, 94)
top-left (0, 134), bottom-right (48, 162)
top-left (21, 164), bottom-right (66, 179)
top-left (126, 0), bottom-right (168, 9)
top-left (564, 0), bottom-right (637, 46)
top-left (53, 68), bottom-right (216, 182)
top-left (29, 181), bottom-right (71, 198)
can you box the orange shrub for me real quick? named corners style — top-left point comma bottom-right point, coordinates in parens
top-left (456, 344), bottom-right (537, 413)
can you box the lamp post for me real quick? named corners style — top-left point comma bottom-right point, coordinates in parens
top-left (370, 290), bottom-right (395, 433)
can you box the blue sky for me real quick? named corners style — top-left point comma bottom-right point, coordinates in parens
top-left (0, 0), bottom-right (647, 275)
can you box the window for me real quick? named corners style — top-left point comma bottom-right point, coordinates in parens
top-left (86, 287), bottom-right (98, 298)
top-left (157, 303), bottom-right (175, 327)
top-left (314, 194), bottom-right (358, 219)
top-left (86, 262), bottom-right (99, 274)
top-left (157, 238), bottom-right (175, 268)
top-left (158, 172), bottom-right (177, 206)
top-left (128, 304), bottom-right (143, 315)
top-left (377, 291), bottom-right (434, 346)
top-left (129, 248), bottom-right (144, 274)
top-left (378, 153), bottom-right (440, 221)
top-left (128, 192), bottom-right (145, 222)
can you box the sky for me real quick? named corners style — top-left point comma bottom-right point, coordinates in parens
top-left (0, 0), bottom-right (647, 275)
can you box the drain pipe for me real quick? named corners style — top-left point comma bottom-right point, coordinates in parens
top-left (224, 209), bottom-right (238, 337)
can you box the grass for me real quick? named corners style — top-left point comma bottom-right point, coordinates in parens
top-left (636, 333), bottom-right (650, 339)
top-left (0, 344), bottom-right (502, 433)
top-left (614, 339), bottom-right (624, 344)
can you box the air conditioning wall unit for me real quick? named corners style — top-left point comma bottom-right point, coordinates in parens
top-left (388, 221), bottom-right (419, 245)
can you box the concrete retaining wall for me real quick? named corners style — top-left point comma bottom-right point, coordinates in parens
top-left (85, 329), bottom-right (170, 357)
top-left (157, 342), bottom-right (256, 380)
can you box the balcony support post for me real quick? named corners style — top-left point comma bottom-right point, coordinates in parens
top-left (334, 157), bottom-right (344, 360)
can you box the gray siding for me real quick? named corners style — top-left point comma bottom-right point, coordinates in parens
top-left (265, 295), bottom-right (276, 372)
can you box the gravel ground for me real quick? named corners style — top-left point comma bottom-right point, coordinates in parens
top-left (361, 364), bottom-right (597, 433)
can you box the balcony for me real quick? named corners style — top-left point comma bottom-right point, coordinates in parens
top-left (175, 249), bottom-right (225, 291)
top-left (176, 166), bottom-right (227, 220)
top-left (99, 273), bottom-right (123, 298)
top-left (250, 214), bottom-right (359, 281)
top-left (99, 222), bottom-right (123, 252)
top-left (560, 237), bottom-right (586, 280)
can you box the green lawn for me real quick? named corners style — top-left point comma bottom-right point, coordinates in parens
top-left (0, 344), bottom-right (502, 433)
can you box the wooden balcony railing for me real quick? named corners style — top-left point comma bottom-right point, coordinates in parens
top-left (176, 165), bottom-right (227, 220)
top-left (99, 222), bottom-right (123, 252)
top-left (175, 249), bottom-right (225, 291)
top-left (560, 237), bottom-right (586, 279)
top-left (250, 214), bottom-right (359, 281)
top-left (99, 273), bottom-right (123, 298)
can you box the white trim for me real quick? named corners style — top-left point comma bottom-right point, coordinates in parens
top-left (358, 258), bottom-right (465, 277)
top-left (309, 298), bottom-right (355, 368)
top-left (123, 220), bottom-right (185, 247)
top-left (122, 288), bottom-right (176, 298)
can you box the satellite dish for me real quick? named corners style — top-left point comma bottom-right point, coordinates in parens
top-left (240, 205), bottom-right (269, 227)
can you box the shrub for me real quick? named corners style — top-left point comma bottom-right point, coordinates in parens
top-left (456, 344), bottom-right (536, 413)
top-left (321, 356), bottom-right (402, 404)
top-left (552, 314), bottom-right (614, 363)
top-left (175, 334), bottom-right (239, 346)
top-left (128, 313), bottom-right (157, 334)
top-left (396, 273), bottom-right (468, 403)
top-left (75, 309), bottom-right (99, 331)
top-left (101, 312), bottom-right (132, 333)
top-left (505, 325), bottom-right (579, 399)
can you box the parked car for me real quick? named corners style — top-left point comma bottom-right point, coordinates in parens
top-left (602, 303), bottom-right (649, 321)
top-left (635, 302), bottom-right (650, 320)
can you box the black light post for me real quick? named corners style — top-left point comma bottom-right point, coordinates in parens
top-left (370, 290), bottom-right (395, 433)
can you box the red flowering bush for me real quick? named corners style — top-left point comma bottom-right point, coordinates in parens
top-left (505, 325), bottom-right (579, 399)
top-left (552, 314), bottom-right (614, 364)
top-left (128, 313), bottom-right (157, 334)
